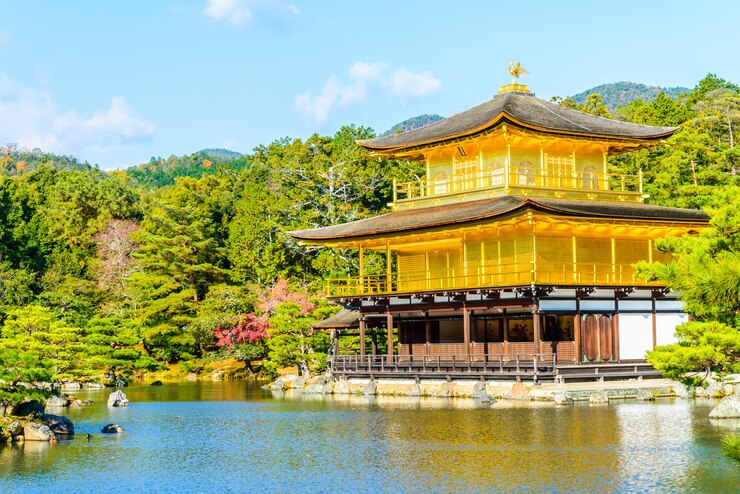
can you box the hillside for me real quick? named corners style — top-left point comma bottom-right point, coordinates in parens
top-left (571, 82), bottom-right (690, 110)
top-left (380, 114), bottom-right (444, 137)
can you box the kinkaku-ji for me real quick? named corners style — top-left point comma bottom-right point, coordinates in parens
top-left (290, 68), bottom-right (708, 382)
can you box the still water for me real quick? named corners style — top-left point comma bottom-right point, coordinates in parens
top-left (1, 382), bottom-right (738, 493)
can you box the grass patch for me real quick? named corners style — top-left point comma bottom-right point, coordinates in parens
top-left (722, 434), bottom-right (740, 463)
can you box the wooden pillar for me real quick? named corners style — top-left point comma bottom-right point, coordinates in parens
top-left (613, 313), bottom-right (620, 362)
top-left (359, 318), bottom-right (366, 361)
top-left (651, 298), bottom-right (657, 348)
top-left (502, 309), bottom-right (509, 361)
top-left (574, 314), bottom-right (582, 363)
top-left (425, 318), bottom-right (431, 356)
top-left (371, 330), bottom-right (377, 357)
top-left (533, 308), bottom-right (541, 354)
top-left (463, 307), bottom-right (471, 358)
top-left (386, 311), bottom-right (394, 364)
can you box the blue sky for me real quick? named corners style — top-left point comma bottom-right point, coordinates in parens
top-left (1, 0), bottom-right (738, 169)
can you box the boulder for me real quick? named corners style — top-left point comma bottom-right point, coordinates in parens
top-left (709, 395), bottom-right (740, 419)
top-left (11, 399), bottom-right (45, 417)
top-left (68, 399), bottom-right (93, 407)
top-left (505, 382), bottom-right (531, 401)
top-left (46, 395), bottom-right (69, 408)
top-left (151, 381), bottom-right (163, 386)
top-left (107, 390), bottom-right (129, 407)
top-left (672, 382), bottom-right (690, 398)
top-left (61, 382), bottom-right (81, 391)
top-left (322, 382), bottom-right (334, 395)
top-left (115, 375), bottom-right (129, 387)
top-left (334, 380), bottom-right (351, 395)
top-left (303, 383), bottom-right (324, 394)
top-left (554, 394), bottom-right (574, 405)
top-left (271, 378), bottom-right (286, 391)
top-left (101, 424), bottom-right (126, 434)
top-left (434, 381), bottom-right (454, 398)
top-left (362, 380), bottom-right (377, 396)
top-left (406, 384), bottom-right (422, 397)
top-left (472, 381), bottom-right (487, 399)
top-left (290, 378), bottom-right (306, 390)
top-left (23, 423), bottom-right (55, 441)
top-left (84, 383), bottom-right (106, 389)
top-left (636, 389), bottom-right (655, 401)
top-left (41, 414), bottom-right (75, 435)
top-left (316, 376), bottom-right (327, 386)
top-left (589, 391), bottom-right (609, 404)
top-left (7, 421), bottom-right (23, 436)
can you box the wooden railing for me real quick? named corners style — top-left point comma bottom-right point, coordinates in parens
top-left (326, 262), bottom-right (657, 297)
top-left (331, 353), bottom-right (558, 379)
top-left (393, 167), bottom-right (643, 202)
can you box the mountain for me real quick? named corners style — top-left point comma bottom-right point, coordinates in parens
top-left (570, 82), bottom-right (690, 111)
top-left (380, 114), bottom-right (444, 137)
top-left (195, 148), bottom-right (244, 160)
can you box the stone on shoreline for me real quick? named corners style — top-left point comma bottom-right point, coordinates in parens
top-left (290, 378), bottom-right (306, 390)
top-left (334, 379), bottom-right (351, 395)
top-left (554, 394), bottom-right (574, 405)
top-left (23, 423), bottom-right (55, 441)
top-left (151, 381), bottom-right (164, 386)
top-left (271, 378), bottom-right (286, 391)
top-left (636, 389), bottom-right (655, 401)
top-left (505, 382), bottom-right (531, 401)
top-left (42, 414), bottom-right (75, 435)
top-left (362, 380), bottom-right (377, 396)
top-left (7, 421), bottom-right (23, 436)
top-left (709, 395), bottom-right (740, 419)
top-left (12, 400), bottom-right (45, 417)
top-left (589, 391), bottom-right (609, 404)
top-left (46, 395), bottom-right (69, 408)
top-left (107, 390), bottom-right (129, 407)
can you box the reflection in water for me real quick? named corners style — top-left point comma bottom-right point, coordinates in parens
top-left (1, 382), bottom-right (738, 493)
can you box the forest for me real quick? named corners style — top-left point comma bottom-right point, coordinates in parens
top-left (0, 74), bottom-right (738, 398)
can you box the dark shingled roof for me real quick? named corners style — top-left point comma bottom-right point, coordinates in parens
top-left (358, 92), bottom-right (678, 151)
top-left (311, 308), bottom-right (360, 329)
top-left (289, 197), bottom-right (709, 241)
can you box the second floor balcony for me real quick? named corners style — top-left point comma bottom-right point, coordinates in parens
top-left (392, 164), bottom-right (644, 208)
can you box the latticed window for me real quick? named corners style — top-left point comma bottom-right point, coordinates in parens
top-left (454, 159), bottom-right (478, 190)
top-left (433, 171), bottom-right (449, 195)
top-left (582, 166), bottom-right (599, 190)
top-left (518, 162), bottom-right (535, 185)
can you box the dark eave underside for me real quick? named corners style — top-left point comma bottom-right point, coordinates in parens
top-left (311, 308), bottom-right (360, 329)
top-left (358, 92), bottom-right (678, 152)
top-left (289, 197), bottom-right (709, 242)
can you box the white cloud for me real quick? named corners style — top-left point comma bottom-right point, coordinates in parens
top-left (203, 0), bottom-right (299, 27)
top-left (392, 68), bottom-right (442, 97)
top-left (295, 62), bottom-right (442, 124)
top-left (0, 75), bottom-right (155, 158)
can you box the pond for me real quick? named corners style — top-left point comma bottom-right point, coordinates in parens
top-left (1, 382), bottom-right (738, 493)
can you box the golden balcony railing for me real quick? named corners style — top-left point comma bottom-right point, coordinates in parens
top-left (325, 262), bottom-right (657, 297)
top-left (392, 167), bottom-right (643, 203)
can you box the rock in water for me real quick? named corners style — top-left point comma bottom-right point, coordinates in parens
top-left (290, 378), bottom-right (306, 390)
top-left (41, 414), bottom-right (75, 435)
top-left (472, 381), bottom-right (487, 399)
top-left (150, 381), bottom-right (163, 386)
top-left (107, 390), bottom-right (129, 407)
top-left (589, 391), bottom-right (609, 404)
top-left (334, 380), bottom-right (351, 395)
top-left (554, 394), bottom-right (574, 405)
top-left (709, 395), bottom-right (740, 419)
top-left (23, 423), bottom-right (55, 441)
top-left (46, 395), bottom-right (68, 408)
top-left (101, 424), bottom-right (126, 434)
top-left (271, 378), bottom-right (286, 391)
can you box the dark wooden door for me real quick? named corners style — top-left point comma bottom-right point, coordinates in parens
top-left (599, 315), bottom-right (613, 361)
top-left (583, 315), bottom-right (599, 362)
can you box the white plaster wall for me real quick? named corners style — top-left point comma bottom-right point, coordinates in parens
top-left (655, 313), bottom-right (688, 346)
top-left (539, 299), bottom-right (577, 311)
top-left (617, 300), bottom-right (653, 311)
top-left (579, 299), bottom-right (616, 311)
top-left (655, 300), bottom-right (685, 311)
top-left (618, 314), bottom-right (653, 360)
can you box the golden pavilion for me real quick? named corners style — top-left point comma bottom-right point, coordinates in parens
top-left (290, 72), bottom-right (709, 381)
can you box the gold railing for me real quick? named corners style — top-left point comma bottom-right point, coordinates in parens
top-left (393, 167), bottom-right (643, 202)
top-left (326, 262), bottom-right (656, 297)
